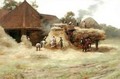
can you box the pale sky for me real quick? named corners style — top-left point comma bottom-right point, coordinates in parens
top-left (0, 0), bottom-right (120, 29)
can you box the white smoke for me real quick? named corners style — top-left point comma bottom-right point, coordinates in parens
top-left (78, 0), bottom-right (104, 20)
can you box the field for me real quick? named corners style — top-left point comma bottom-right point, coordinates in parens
top-left (0, 38), bottom-right (120, 79)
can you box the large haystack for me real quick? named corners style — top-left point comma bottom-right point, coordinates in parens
top-left (0, 26), bottom-right (18, 48)
top-left (45, 27), bottom-right (72, 48)
top-left (74, 27), bottom-right (105, 39)
top-left (80, 17), bottom-right (101, 29)
top-left (73, 27), bottom-right (105, 47)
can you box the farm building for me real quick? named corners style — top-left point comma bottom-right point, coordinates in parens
top-left (0, 0), bottom-right (60, 45)
top-left (0, 9), bottom-right (10, 19)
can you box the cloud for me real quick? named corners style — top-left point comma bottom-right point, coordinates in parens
top-left (78, 0), bottom-right (104, 19)
top-left (88, 0), bottom-right (104, 13)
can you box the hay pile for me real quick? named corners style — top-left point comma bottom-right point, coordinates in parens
top-left (74, 27), bottom-right (105, 39)
top-left (20, 35), bottom-right (32, 48)
top-left (0, 26), bottom-right (18, 48)
top-left (45, 27), bottom-right (72, 48)
top-left (80, 17), bottom-right (101, 29)
top-left (73, 27), bottom-right (105, 46)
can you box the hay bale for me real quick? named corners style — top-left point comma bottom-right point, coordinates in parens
top-left (45, 27), bottom-right (72, 48)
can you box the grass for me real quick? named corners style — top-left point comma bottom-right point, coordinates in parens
top-left (0, 38), bottom-right (120, 79)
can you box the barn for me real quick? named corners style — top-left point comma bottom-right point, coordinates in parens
top-left (0, 0), bottom-right (59, 45)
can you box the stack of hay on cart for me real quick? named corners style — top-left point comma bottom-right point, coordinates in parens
top-left (73, 27), bottom-right (105, 47)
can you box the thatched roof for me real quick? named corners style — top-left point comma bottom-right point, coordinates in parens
top-left (0, 0), bottom-right (42, 30)
top-left (80, 17), bottom-right (101, 29)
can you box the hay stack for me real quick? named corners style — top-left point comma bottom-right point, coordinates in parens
top-left (80, 17), bottom-right (101, 29)
top-left (0, 26), bottom-right (18, 47)
top-left (45, 27), bottom-right (72, 48)
top-left (73, 27), bottom-right (105, 46)
top-left (74, 27), bottom-right (105, 39)
top-left (20, 35), bottom-right (32, 48)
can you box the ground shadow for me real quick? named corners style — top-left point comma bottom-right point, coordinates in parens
top-left (89, 46), bottom-right (116, 53)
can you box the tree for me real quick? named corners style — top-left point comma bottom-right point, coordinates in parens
top-left (100, 24), bottom-right (120, 38)
top-left (2, 0), bottom-right (19, 10)
top-left (1, 0), bottom-right (38, 10)
top-left (65, 11), bottom-right (75, 18)
top-left (60, 11), bottom-right (77, 25)
top-left (31, 0), bottom-right (38, 9)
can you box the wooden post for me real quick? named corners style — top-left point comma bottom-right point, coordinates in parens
top-left (95, 39), bottom-right (99, 50)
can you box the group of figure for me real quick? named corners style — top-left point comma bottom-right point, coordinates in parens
top-left (36, 36), bottom-right (47, 51)
top-left (36, 36), bottom-right (64, 51)
top-left (80, 37), bottom-right (92, 52)
top-left (50, 36), bottom-right (63, 49)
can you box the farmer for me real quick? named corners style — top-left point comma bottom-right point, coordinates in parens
top-left (68, 31), bottom-right (74, 43)
top-left (41, 40), bottom-right (46, 48)
top-left (80, 37), bottom-right (86, 52)
top-left (69, 21), bottom-right (72, 25)
top-left (50, 36), bottom-right (56, 48)
top-left (41, 36), bottom-right (47, 48)
top-left (86, 37), bottom-right (92, 49)
top-left (36, 43), bottom-right (41, 51)
top-left (84, 38), bottom-right (89, 52)
top-left (59, 37), bottom-right (63, 48)
top-left (83, 21), bottom-right (86, 28)
top-left (27, 36), bottom-right (30, 41)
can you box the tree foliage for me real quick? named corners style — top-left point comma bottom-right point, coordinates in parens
top-left (60, 11), bottom-right (120, 38)
top-left (60, 11), bottom-right (77, 25)
top-left (1, 0), bottom-right (38, 10)
top-left (31, 0), bottom-right (38, 9)
top-left (100, 24), bottom-right (120, 38)
top-left (2, 0), bottom-right (19, 10)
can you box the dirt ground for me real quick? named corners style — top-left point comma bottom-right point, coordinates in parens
top-left (0, 38), bottom-right (120, 79)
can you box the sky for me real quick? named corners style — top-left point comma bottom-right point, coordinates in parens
top-left (0, 0), bottom-right (120, 29)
